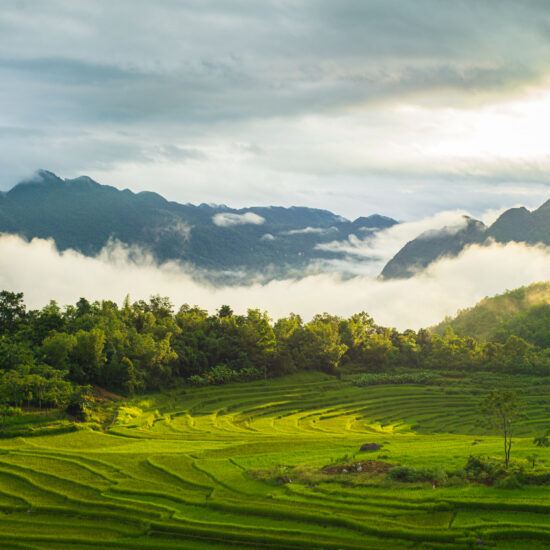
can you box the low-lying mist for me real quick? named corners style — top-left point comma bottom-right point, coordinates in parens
top-left (2, 233), bottom-right (550, 330)
top-left (312, 209), bottom-right (491, 277)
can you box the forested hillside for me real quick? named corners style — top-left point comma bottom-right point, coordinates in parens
top-left (432, 282), bottom-right (550, 345)
top-left (2, 284), bottom-right (550, 420)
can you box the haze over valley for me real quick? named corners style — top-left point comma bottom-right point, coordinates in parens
top-left (1, 170), bottom-right (550, 329)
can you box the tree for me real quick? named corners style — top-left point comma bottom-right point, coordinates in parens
top-left (41, 332), bottom-right (76, 370)
top-left (479, 390), bottom-right (525, 468)
top-left (0, 393), bottom-right (9, 429)
top-left (148, 295), bottom-right (174, 320)
top-left (0, 336), bottom-right (35, 371)
top-left (303, 314), bottom-right (348, 373)
top-left (28, 300), bottom-right (64, 344)
top-left (217, 305), bottom-right (233, 319)
top-left (243, 309), bottom-right (276, 379)
top-left (75, 297), bottom-right (92, 318)
top-left (71, 328), bottom-right (106, 383)
top-left (0, 291), bottom-right (26, 334)
top-left (273, 313), bottom-right (303, 374)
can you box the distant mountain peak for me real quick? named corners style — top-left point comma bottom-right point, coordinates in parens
top-left (535, 198), bottom-right (550, 213)
top-left (352, 214), bottom-right (398, 229)
top-left (20, 169), bottom-right (62, 185)
top-left (381, 198), bottom-right (550, 280)
top-left (70, 175), bottom-right (99, 185)
top-left (36, 168), bottom-right (59, 179)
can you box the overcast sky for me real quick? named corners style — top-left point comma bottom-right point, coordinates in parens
top-left (2, 0), bottom-right (550, 220)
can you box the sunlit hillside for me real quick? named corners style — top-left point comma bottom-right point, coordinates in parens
top-left (433, 282), bottom-right (550, 342)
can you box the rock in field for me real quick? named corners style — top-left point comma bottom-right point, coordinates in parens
top-left (360, 443), bottom-right (381, 451)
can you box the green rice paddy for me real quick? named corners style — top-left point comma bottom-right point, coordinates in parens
top-left (1, 372), bottom-right (550, 549)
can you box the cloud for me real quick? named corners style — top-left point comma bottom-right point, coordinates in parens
top-left (315, 210), bottom-right (473, 274)
top-left (151, 220), bottom-right (192, 241)
top-left (212, 212), bottom-right (265, 227)
top-left (2, 2), bottom-right (550, 218)
top-left (282, 226), bottom-right (338, 236)
top-left (2, 234), bottom-right (550, 331)
top-left (414, 217), bottom-right (474, 240)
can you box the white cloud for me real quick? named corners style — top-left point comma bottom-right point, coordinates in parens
top-left (282, 226), bottom-right (337, 236)
top-left (152, 220), bottom-right (192, 241)
top-left (212, 212), bottom-right (265, 227)
top-left (415, 217), bottom-right (472, 240)
top-left (2, 2), bottom-right (550, 219)
top-left (316, 210), bottom-right (472, 275)
top-left (2, 234), bottom-right (550, 331)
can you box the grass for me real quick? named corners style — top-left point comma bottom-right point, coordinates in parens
top-left (0, 371), bottom-right (550, 548)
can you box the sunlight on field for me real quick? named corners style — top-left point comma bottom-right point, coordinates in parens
top-left (1, 372), bottom-right (550, 549)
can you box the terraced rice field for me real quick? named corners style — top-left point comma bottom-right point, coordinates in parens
top-left (1, 372), bottom-right (550, 549)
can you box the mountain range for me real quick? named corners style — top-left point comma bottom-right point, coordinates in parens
top-left (0, 170), bottom-right (396, 281)
top-left (2, 171), bottom-right (549, 282)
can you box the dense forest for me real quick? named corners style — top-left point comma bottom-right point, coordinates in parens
top-left (1, 288), bottom-right (550, 414)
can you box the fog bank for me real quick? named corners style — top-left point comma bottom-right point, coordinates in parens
top-left (2, 234), bottom-right (550, 330)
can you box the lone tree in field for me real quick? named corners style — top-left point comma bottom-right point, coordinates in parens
top-left (479, 390), bottom-right (524, 469)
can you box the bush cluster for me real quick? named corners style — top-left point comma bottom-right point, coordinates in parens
top-left (188, 365), bottom-right (262, 386)
top-left (387, 466), bottom-right (448, 485)
top-left (384, 456), bottom-right (550, 488)
top-left (464, 455), bottom-right (507, 485)
top-left (353, 372), bottom-right (436, 387)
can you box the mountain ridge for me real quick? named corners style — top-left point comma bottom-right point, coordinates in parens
top-left (0, 170), bottom-right (398, 280)
top-left (381, 199), bottom-right (550, 279)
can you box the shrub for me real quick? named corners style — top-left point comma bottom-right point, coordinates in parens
top-left (65, 389), bottom-right (92, 421)
top-left (533, 432), bottom-right (550, 447)
top-left (352, 372), bottom-right (436, 387)
top-left (238, 366), bottom-right (262, 381)
top-left (188, 375), bottom-right (210, 386)
top-left (188, 366), bottom-right (262, 386)
top-left (388, 466), bottom-right (416, 482)
top-left (464, 455), bottom-right (506, 485)
top-left (117, 406), bottom-right (143, 423)
top-left (496, 473), bottom-right (523, 489)
top-left (516, 470), bottom-right (550, 485)
top-left (208, 364), bottom-right (237, 384)
top-left (86, 421), bottom-right (103, 431)
top-left (387, 466), bottom-right (447, 484)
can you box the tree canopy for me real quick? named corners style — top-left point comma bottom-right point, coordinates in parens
top-left (0, 291), bottom-right (549, 412)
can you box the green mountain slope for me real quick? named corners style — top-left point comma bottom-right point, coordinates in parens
top-left (432, 281), bottom-right (550, 344)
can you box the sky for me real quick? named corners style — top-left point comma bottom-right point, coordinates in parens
top-left (2, 1), bottom-right (550, 220)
